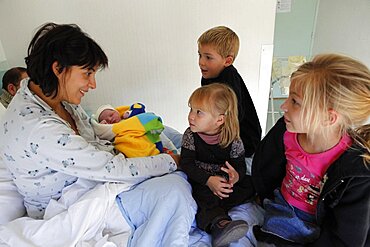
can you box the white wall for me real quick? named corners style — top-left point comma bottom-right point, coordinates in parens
top-left (313, 0), bottom-right (370, 68)
top-left (0, 0), bottom-right (276, 134)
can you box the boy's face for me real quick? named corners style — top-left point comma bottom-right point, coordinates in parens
top-left (198, 44), bottom-right (232, 79)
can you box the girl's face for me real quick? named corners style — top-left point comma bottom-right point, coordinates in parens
top-left (57, 65), bottom-right (98, 105)
top-left (198, 44), bottom-right (231, 79)
top-left (188, 103), bottom-right (223, 135)
top-left (280, 80), bottom-right (306, 133)
top-left (99, 109), bottom-right (121, 124)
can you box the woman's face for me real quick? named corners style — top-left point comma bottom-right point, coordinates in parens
top-left (57, 65), bottom-right (98, 105)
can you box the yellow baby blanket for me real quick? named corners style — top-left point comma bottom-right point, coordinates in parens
top-left (112, 112), bottom-right (164, 157)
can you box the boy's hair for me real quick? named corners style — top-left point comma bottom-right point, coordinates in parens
top-left (198, 26), bottom-right (239, 60)
top-left (188, 83), bottom-right (239, 148)
top-left (291, 53), bottom-right (370, 163)
top-left (2, 67), bottom-right (27, 90)
top-left (25, 22), bottom-right (108, 99)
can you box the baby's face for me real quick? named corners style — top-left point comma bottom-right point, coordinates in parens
top-left (99, 109), bottom-right (121, 124)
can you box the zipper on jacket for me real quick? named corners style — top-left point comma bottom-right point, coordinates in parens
top-left (316, 179), bottom-right (345, 222)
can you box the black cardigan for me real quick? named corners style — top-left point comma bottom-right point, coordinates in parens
top-left (252, 117), bottom-right (370, 246)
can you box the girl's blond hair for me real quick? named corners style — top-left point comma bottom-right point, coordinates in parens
top-left (188, 83), bottom-right (239, 148)
top-left (291, 53), bottom-right (370, 164)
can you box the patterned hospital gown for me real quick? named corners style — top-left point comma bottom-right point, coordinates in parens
top-left (0, 79), bottom-right (177, 218)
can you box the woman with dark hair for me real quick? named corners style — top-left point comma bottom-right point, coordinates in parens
top-left (0, 23), bottom-right (195, 246)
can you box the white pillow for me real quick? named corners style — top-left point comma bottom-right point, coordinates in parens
top-left (0, 104), bottom-right (26, 224)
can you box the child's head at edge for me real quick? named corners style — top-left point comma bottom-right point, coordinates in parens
top-left (188, 83), bottom-right (240, 148)
top-left (2, 67), bottom-right (28, 96)
top-left (287, 53), bottom-right (370, 163)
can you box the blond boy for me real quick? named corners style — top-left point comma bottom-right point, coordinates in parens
top-left (198, 26), bottom-right (261, 159)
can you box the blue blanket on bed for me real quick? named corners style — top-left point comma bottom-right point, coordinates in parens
top-left (117, 171), bottom-right (272, 247)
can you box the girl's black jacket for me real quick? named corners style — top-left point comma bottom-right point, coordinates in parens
top-left (252, 117), bottom-right (370, 247)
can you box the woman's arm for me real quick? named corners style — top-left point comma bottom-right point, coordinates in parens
top-left (31, 119), bottom-right (176, 183)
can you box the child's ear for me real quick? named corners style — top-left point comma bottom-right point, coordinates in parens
top-left (225, 55), bottom-right (234, 67)
top-left (216, 114), bottom-right (225, 127)
top-left (7, 83), bottom-right (17, 96)
top-left (326, 109), bottom-right (339, 126)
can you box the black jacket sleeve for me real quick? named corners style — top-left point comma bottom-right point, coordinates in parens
top-left (251, 117), bottom-right (287, 200)
top-left (229, 139), bottom-right (246, 182)
top-left (309, 178), bottom-right (370, 247)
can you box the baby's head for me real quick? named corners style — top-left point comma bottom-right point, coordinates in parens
top-left (96, 104), bottom-right (121, 124)
top-left (197, 26), bottom-right (239, 78)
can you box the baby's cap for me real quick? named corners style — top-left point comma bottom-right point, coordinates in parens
top-left (95, 104), bottom-right (117, 121)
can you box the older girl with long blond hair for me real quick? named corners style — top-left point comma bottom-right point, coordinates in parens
top-left (252, 53), bottom-right (370, 246)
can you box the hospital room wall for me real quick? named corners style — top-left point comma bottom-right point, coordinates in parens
top-left (0, 0), bottom-right (276, 134)
top-left (267, 0), bottom-right (370, 133)
top-left (312, 0), bottom-right (370, 68)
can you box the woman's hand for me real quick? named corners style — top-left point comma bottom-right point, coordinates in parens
top-left (206, 176), bottom-right (233, 199)
top-left (221, 161), bottom-right (239, 186)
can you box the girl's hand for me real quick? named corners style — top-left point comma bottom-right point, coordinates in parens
top-left (206, 176), bottom-right (233, 199)
top-left (221, 161), bottom-right (239, 186)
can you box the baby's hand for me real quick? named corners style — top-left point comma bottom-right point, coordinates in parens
top-left (100, 120), bottom-right (108, 124)
top-left (206, 176), bottom-right (233, 199)
top-left (221, 161), bottom-right (239, 186)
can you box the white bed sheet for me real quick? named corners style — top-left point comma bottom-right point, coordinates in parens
top-left (0, 164), bottom-right (25, 224)
top-left (0, 178), bottom-right (133, 247)
top-left (0, 178), bottom-right (269, 247)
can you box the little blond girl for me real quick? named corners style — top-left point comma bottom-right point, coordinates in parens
top-left (180, 83), bottom-right (255, 247)
top-left (252, 53), bottom-right (370, 245)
